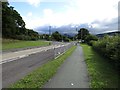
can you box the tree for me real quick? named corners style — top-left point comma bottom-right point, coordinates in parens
top-left (62, 36), bottom-right (70, 42)
top-left (77, 28), bottom-right (89, 41)
top-left (2, 2), bottom-right (39, 40)
top-left (84, 34), bottom-right (98, 45)
top-left (52, 31), bottom-right (62, 41)
top-left (2, 2), bottom-right (25, 38)
top-left (85, 34), bottom-right (98, 42)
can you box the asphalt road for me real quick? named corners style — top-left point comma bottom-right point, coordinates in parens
top-left (2, 43), bottom-right (73, 88)
top-left (44, 45), bottom-right (89, 88)
top-left (1, 43), bottom-right (72, 64)
top-left (2, 49), bottom-right (54, 88)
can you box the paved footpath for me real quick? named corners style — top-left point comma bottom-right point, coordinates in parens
top-left (44, 45), bottom-right (90, 88)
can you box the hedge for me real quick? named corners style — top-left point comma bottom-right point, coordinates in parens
top-left (92, 35), bottom-right (120, 69)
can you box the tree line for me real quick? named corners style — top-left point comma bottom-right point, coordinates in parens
top-left (77, 28), bottom-right (98, 44)
top-left (2, 2), bottom-right (73, 42)
top-left (2, 2), bottom-right (39, 40)
top-left (40, 31), bottom-right (72, 42)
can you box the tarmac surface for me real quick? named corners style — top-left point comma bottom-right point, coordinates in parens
top-left (2, 42), bottom-right (73, 88)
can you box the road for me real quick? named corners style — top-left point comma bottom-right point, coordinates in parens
top-left (44, 45), bottom-right (89, 88)
top-left (2, 42), bottom-right (73, 88)
top-left (1, 44), bottom-right (68, 64)
top-left (2, 49), bottom-right (54, 88)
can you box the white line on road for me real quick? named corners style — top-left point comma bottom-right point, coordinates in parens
top-left (1, 43), bottom-right (71, 64)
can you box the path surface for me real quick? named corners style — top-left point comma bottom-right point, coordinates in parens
top-left (44, 45), bottom-right (89, 88)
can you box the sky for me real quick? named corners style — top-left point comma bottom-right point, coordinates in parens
top-left (8, 0), bottom-right (119, 34)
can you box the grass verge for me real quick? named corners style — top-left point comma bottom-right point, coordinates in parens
top-left (10, 46), bottom-right (76, 88)
top-left (81, 44), bottom-right (119, 88)
top-left (2, 39), bottom-right (50, 50)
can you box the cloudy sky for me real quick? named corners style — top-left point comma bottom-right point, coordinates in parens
top-left (8, 0), bottom-right (119, 34)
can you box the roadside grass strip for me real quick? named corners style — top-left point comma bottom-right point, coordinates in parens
top-left (2, 39), bottom-right (50, 50)
top-left (81, 44), bottom-right (119, 88)
top-left (10, 46), bottom-right (76, 88)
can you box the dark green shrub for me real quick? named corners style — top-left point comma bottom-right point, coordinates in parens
top-left (84, 34), bottom-right (98, 45)
top-left (92, 35), bottom-right (120, 69)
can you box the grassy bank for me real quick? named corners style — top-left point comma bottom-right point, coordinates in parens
top-left (10, 46), bottom-right (76, 88)
top-left (2, 39), bottom-right (50, 50)
top-left (81, 44), bottom-right (119, 88)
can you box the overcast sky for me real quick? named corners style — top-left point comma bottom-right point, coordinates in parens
top-left (8, 0), bottom-right (119, 34)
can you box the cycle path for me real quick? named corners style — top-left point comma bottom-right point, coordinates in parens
top-left (44, 45), bottom-right (90, 88)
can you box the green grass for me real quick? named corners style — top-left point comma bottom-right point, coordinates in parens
top-left (81, 44), bottom-right (119, 88)
top-left (10, 46), bottom-right (76, 88)
top-left (2, 39), bottom-right (50, 50)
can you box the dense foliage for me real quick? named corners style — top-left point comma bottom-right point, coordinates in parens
top-left (77, 28), bottom-right (119, 70)
top-left (92, 35), bottom-right (120, 69)
top-left (40, 31), bottom-right (71, 42)
top-left (52, 31), bottom-right (62, 41)
top-left (77, 28), bottom-right (89, 41)
top-left (2, 2), bottom-right (39, 40)
top-left (84, 34), bottom-right (98, 45)
top-left (77, 28), bottom-right (98, 44)
top-left (52, 31), bottom-right (71, 42)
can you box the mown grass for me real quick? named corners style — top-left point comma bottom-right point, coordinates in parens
top-left (10, 46), bottom-right (76, 88)
top-left (81, 44), bottom-right (119, 88)
top-left (2, 39), bottom-right (50, 50)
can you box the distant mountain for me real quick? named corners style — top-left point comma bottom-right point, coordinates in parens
top-left (35, 23), bottom-right (91, 37)
top-left (96, 31), bottom-right (120, 37)
top-left (35, 24), bottom-right (119, 37)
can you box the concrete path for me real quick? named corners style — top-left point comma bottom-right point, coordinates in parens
top-left (44, 45), bottom-right (89, 88)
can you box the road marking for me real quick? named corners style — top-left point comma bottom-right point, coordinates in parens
top-left (58, 52), bottom-right (61, 54)
top-left (55, 51), bottom-right (66, 59)
top-left (0, 57), bottom-right (19, 64)
top-left (71, 83), bottom-right (74, 86)
top-left (19, 55), bottom-right (28, 58)
top-left (1, 44), bottom-right (71, 64)
top-left (1, 55), bottom-right (29, 64)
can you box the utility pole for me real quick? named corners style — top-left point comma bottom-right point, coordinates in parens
top-left (81, 29), bottom-right (82, 43)
top-left (76, 28), bottom-right (77, 41)
top-left (62, 35), bottom-right (63, 42)
top-left (75, 27), bottom-right (78, 45)
top-left (49, 26), bottom-right (51, 45)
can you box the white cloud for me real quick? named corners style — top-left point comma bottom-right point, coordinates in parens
top-left (43, 9), bottom-right (54, 21)
top-left (23, 16), bottom-right (45, 29)
top-left (43, 9), bottom-right (53, 16)
top-left (23, 0), bottom-right (119, 30)
top-left (27, 0), bottom-right (41, 7)
top-left (27, 12), bottom-right (33, 17)
top-left (91, 24), bottom-right (100, 28)
top-left (70, 0), bottom-right (118, 22)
